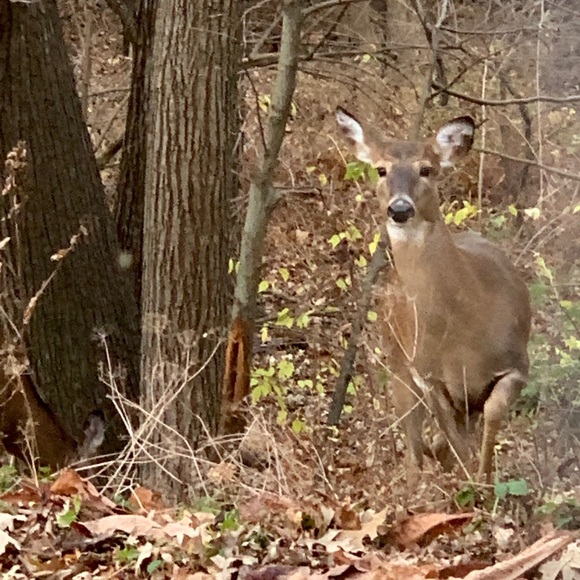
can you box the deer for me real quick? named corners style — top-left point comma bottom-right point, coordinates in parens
top-left (336, 108), bottom-right (531, 481)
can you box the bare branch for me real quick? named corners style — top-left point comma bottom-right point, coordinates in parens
top-left (433, 83), bottom-right (580, 106)
top-left (477, 147), bottom-right (580, 183)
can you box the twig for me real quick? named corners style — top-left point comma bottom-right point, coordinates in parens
top-left (327, 238), bottom-right (388, 425)
top-left (476, 147), bottom-right (580, 183)
top-left (432, 83), bottom-right (580, 106)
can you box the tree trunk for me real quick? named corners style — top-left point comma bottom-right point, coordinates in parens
top-left (116, 0), bottom-right (157, 307)
top-left (139, 0), bottom-right (240, 498)
top-left (0, 0), bottom-right (140, 464)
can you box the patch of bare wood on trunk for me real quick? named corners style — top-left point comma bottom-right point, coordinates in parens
top-left (219, 316), bottom-right (251, 435)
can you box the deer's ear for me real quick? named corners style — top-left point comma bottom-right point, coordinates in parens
top-left (336, 107), bottom-right (374, 164)
top-left (434, 116), bottom-right (475, 168)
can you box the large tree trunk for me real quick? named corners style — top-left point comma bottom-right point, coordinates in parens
top-left (139, 0), bottom-right (240, 497)
top-left (0, 0), bottom-right (140, 464)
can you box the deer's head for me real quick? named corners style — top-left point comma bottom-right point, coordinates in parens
top-left (336, 108), bottom-right (475, 232)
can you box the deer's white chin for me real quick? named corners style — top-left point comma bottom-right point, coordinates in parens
top-left (387, 220), bottom-right (429, 246)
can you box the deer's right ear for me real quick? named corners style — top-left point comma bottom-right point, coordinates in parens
top-left (336, 107), bottom-right (374, 164)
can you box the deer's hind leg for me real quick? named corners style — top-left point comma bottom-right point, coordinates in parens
top-left (479, 370), bottom-right (526, 481)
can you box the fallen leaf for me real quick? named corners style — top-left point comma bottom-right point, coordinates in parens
top-left (50, 469), bottom-right (116, 510)
top-left (464, 532), bottom-right (574, 579)
top-left (393, 512), bottom-right (474, 548)
top-left (82, 514), bottom-right (166, 540)
top-left (320, 508), bottom-right (388, 552)
top-left (129, 486), bottom-right (165, 512)
top-left (0, 529), bottom-right (20, 555)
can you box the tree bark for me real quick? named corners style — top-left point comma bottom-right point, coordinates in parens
top-left (0, 0), bottom-right (140, 463)
top-left (139, 0), bottom-right (240, 497)
top-left (116, 0), bottom-right (157, 307)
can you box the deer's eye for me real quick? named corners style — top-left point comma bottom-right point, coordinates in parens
top-left (419, 165), bottom-right (432, 178)
top-left (376, 167), bottom-right (387, 177)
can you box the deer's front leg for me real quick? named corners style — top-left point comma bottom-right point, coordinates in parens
top-left (390, 369), bottom-right (426, 470)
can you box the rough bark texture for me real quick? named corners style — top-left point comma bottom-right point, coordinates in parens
top-left (0, 0), bottom-right (140, 462)
top-left (116, 0), bottom-right (157, 307)
top-left (140, 0), bottom-right (239, 497)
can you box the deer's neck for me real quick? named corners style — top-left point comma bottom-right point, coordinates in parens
top-left (388, 219), bottom-right (467, 302)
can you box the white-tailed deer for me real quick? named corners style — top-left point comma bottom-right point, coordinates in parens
top-left (336, 108), bottom-right (531, 481)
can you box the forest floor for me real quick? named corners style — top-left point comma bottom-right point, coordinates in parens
top-left (1, 3), bottom-right (580, 579)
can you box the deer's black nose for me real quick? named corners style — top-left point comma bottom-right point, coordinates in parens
top-left (387, 198), bottom-right (415, 223)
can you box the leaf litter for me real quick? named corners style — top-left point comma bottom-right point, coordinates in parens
top-left (0, 468), bottom-right (575, 578)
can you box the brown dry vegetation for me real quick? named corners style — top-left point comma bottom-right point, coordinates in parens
top-left (0, 0), bottom-right (579, 578)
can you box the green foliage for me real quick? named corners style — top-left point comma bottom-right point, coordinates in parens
top-left (116, 545), bottom-right (140, 563)
top-left (251, 355), bottom-right (342, 433)
top-left (343, 160), bottom-right (377, 183)
top-left (328, 223), bottom-right (363, 248)
top-left (56, 496), bottom-right (82, 528)
top-left (444, 200), bottom-right (478, 226)
top-left (220, 509), bottom-right (240, 532)
top-left (455, 484), bottom-right (479, 508)
top-left (536, 495), bottom-right (580, 529)
top-left (494, 478), bottom-right (529, 500)
top-left (0, 464), bottom-right (18, 492)
top-left (521, 253), bottom-right (580, 416)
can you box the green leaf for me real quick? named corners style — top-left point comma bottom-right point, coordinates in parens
top-left (368, 232), bottom-right (381, 255)
top-left (296, 312), bottom-right (311, 328)
top-left (495, 478), bottom-right (529, 499)
top-left (278, 267), bottom-right (290, 281)
top-left (147, 560), bottom-right (164, 574)
top-left (329, 233), bottom-right (342, 248)
top-left (524, 207), bottom-right (541, 220)
top-left (508, 204), bottom-right (518, 216)
top-left (56, 497), bottom-right (81, 528)
top-left (535, 254), bottom-right (554, 283)
top-left (292, 419), bottom-right (306, 434)
top-left (297, 379), bottom-right (313, 389)
top-left (456, 485), bottom-right (476, 508)
top-left (346, 225), bottom-right (362, 241)
top-left (276, 409), bottom-right (288, 424)
top-left (277, 359), bottom-right (295, 380)
top-left (117, 546), bottom-right (140, 563)
top-left (367, 310), bottom-right (378, 322)
top-left (355, 255), bottom-right (367, 268)
top-left (336, 277), bottom-right (348, 291)
top-left (344, 161), bottom-right (366, 181)
top-left (275, 307), bottom-right (294, 328)
top-left (506, 479), bottom-right (529, 496)
top-left (258, 280), bottom-right (269, 293)
top-left (221, 510), bottom-right (240, 531)
top-left (494, 482), bottom-right (509, 500)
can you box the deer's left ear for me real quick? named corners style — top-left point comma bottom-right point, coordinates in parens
top-left (434, 116), bottom-right (475, 168)
top-left (336, 107), bottom-right (375, 164)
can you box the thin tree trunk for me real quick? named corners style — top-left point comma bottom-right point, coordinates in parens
top-left (221, 0), bottom-right (302, 435)
top-left (0, 0), bottom-right (140, 463)
top-left (140, 0), bottom-right (239, 498)
top-left (116, 0), bottom-right (157, 307)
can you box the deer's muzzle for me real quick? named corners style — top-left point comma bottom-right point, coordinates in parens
top-left (387, 197), bottom-right (415, 224)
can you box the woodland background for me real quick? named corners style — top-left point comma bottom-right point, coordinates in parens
top-left (0, 0), bottom-right (579, 577)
